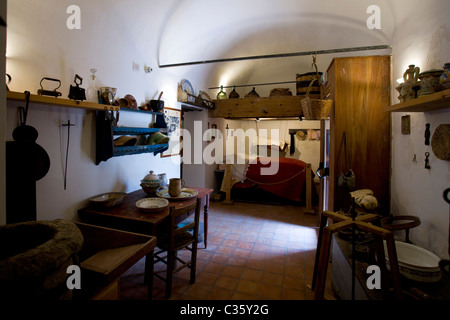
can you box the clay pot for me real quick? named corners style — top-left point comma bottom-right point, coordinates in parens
top-left (140, 170), bottom-right (161, 194)
top-left (418, 69), bottom-right (444, 96)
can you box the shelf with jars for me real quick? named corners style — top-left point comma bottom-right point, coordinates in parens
top-left (210, 85), bottom-right (305, 119)
top-left (210, 95), bottom-right (305, 119)
top-left (6, 77), bottom-right (169, 163)
top-left (386, 63), bottom-right (450, 113)
top-left (385, 88), bottom-right (450, 113)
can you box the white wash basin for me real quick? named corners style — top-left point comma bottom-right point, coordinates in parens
top-left (384, 241), bottom-right (442, 283)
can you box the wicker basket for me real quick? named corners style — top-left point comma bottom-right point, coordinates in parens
top-left (301, 78), bottom-right (333, 120)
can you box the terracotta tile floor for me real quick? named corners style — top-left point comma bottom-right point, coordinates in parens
top-left (119, 200), bottom-right (334, 300)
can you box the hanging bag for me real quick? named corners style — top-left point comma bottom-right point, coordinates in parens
top-left (337, 132), bottom-right (356, 190)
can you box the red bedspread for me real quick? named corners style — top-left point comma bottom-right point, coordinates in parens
top-left (233, 157), bottom-right (308, 202)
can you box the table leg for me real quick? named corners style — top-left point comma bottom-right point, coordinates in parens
top-left (144, 252), bottom-right (154, 300)
top-left (203, 194), bottom-right (209, 249)
top-left (312, 212), bottom-right (329, 291)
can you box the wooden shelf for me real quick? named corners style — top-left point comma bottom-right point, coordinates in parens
top-left (385, 88), bottom-right (450, 112)
top-left (209, 95), bottom-right (304, 119)
top-left (6, 90), bottom-right (120, 111)
top-left (113, 143), bottom-right (168, 157)
top-left (96, 110), bottom-right (168, 164)
top-left (118, 107), bottom-right (163, 115)
top-left (112, 127), bottom-right (166, 135)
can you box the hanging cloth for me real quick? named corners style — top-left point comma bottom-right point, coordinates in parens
top-left (95, 110), bottom-right (114, 164)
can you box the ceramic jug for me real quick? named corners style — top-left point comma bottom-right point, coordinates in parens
top-left (158, 173), bottom-right (168, 189)
top-left (169, 178), bottom-right (185, 197)
top-left (396, 65), bottom-right (420, 102)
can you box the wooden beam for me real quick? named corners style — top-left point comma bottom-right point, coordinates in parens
top-left (209, 96), bottom-right (304, 119)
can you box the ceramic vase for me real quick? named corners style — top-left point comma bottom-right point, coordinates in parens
top-left (440, 63), bottom-right (450, 89)
top-left (418, 69), bottom-right (444, 96)
top-left (396, 65), bottom-right (420, 102)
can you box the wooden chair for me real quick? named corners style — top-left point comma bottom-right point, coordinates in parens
top-left (152, 198), bottom-right (201, 298)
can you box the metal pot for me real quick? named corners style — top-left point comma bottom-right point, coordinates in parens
top-left (150, 91), bottom-right (164, 112)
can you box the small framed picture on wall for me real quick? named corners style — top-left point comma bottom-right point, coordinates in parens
top-left (161, 107), bottom-right (182, 157)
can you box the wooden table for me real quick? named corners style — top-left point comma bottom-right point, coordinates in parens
top-left (78, 187), bottom-right (213, 248)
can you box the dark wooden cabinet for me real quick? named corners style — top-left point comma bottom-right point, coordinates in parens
top-left (321, 56), bottom-right (391, 214)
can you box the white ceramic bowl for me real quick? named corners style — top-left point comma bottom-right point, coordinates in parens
top-left (384, 241), bottom-right (442, 282)
top-left (88, 192), bottom-right (127, 208)
top-left (136, 197), bottom-right (169, 213)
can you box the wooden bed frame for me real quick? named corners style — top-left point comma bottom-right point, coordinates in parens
top-left (222, 163), bottom-right (315, 214)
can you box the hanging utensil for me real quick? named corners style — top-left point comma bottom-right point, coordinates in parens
top-left (95, 108), bottom-right (114, 164)
top-left (6, 91), bottom-right (51, 223)
top-left (6, 73), bottom-right (11, 91)
top-left (11, 91), bottom-right (51, 180)
top-left (62, 120), bottom-right (75, 190)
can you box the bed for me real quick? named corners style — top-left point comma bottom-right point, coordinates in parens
top-left (221, 157), bottom-right (315, 212)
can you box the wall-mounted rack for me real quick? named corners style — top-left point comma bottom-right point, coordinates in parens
top-left (177, 84), bottom-right (214, 110)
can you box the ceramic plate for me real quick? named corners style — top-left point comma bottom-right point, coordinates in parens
top-left (199, 91), bottom-right (211, 101)
top-left (124, 94), bottom-right (138, 109)
top-left (180, 79), bottom-right (194, 95)
top-left (156, 188), bottom-right (198, 201)
top-left (136, 197), bottom-right (169, 213)
top-left (89, 192), bottom-right (127, 208)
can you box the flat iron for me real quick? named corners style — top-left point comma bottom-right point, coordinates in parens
top-left (68, 74), bottom-right (86, 101)
top-left (37, 77), bottom-right (62, 97)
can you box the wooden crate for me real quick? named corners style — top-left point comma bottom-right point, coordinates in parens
top-left (74, 222), bottom-right (156, 300)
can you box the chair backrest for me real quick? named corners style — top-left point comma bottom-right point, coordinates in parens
top-left (166, 197), bottom-right (201, 250)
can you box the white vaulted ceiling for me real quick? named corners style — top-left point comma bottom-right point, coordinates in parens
top-left (6, 0), bottom-right (442, 98)
top-left (152, 0), bottom-right (414, 93)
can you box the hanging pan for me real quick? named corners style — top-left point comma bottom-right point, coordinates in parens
top-left (11, 91), bottom-right (50, 181)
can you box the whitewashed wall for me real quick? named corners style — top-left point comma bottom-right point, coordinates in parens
top-left (390, 2), bottom-right (450, 258)
top-left (5, 0), bottom-right (202, 221)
